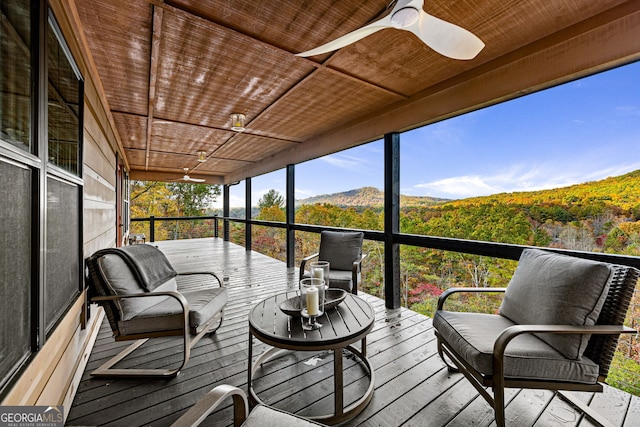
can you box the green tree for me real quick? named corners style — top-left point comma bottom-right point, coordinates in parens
top-left (258, 189), bottom-right (284, 210)
top-left (166, 182), bottom-right (221, 216)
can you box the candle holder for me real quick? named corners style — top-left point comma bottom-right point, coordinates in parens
top-left (309, 260), bottom-right (330, 289)
top-left (300, 278), bottom-right (325, 330)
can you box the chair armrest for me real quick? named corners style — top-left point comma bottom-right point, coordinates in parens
top-left (437, 287), bottom-right (507, 311)
top-left (492, 324), bottom-right (637, 386)
top-left (92, 290), bottom-right (189, 310)
top-left (351, 253), bottom-right (367, 272)
top-left (299, 253), bottom-right (319, 281)
top-left (350, 253), bottom-right (367, 294)
top-left (170, 384), bottom-right (249, 427)
top-left (92, 291), bottom-right (190, 335)
top-left (177, 271), bottom-right (224, 287)
top-left (494, 324), bottom-right (637, 358)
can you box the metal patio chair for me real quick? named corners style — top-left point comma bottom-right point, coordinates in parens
top-left (86, 244), bottom-right (228, 378)
top-left (299, 230), bottom-right (366, 294)
top-left (171, 385), bottom-right (324, 427)
top-left (433, 248), bottom-right (639, 427)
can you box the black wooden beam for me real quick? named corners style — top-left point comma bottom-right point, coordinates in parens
top-left (384, 132), bottom-right (401, 310)
top-left (223, 184), bottom-right (230, 241)
top-left (245, 177), bottom-right (252, 251)
top-left (286, 164), bottom-right (296, 268)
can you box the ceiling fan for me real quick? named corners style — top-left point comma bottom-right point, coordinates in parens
top-left (172, 168), bottom-right (205, 183)
top-left (296, 0), bottom-right (484, 60)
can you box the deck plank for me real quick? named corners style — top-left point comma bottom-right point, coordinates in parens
top-left (66, 238), bottom-right (638, 426)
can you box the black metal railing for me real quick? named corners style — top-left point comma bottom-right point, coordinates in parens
top-left (130, 215), bottom-right (220, 242)
top-left (130, 213), bottom-right (640, 395)
top-left (131, 214), bottom-right (640, 268)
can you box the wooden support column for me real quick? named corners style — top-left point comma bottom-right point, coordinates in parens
top-left (286, 164), bottom-right (295, 268)
top-left (384, 133), bottom-right (401, 310)
top-left (223, 184), bottom-right (230, 242)
top-left (245, 178), bottom-right (252, 251)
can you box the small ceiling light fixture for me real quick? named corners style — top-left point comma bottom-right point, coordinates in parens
top-left (196, 150), bottom-right (207, 162)
top-left (230, 113), bottom-right (246, 132)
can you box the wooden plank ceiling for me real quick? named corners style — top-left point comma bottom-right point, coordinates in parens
top-left (73, 0), bottom-right (640, 184)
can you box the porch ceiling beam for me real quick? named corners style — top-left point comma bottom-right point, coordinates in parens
top-left (144, 5), bottom-right (163, 171)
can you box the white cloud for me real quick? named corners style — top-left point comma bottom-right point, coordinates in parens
top-left (413, 162), bottom-right (640, 199)
top-left (295, 188), bottom-right (316, 199)
top-left (416, 175), bottom-right (498, 198)
top-left (321, 154), bottom-right (365, 170)
top-left (616, 105), bottom-right (640, 117)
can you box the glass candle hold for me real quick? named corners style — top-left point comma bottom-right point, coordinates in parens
top-left (300, 277), bottom-right (325, 328)
top-left (309, 260), bottom-right (330, 288)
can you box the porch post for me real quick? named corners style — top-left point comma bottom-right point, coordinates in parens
top-left (286, 164), bottom-right (295, 268)
top-left (223, 184), bottom-right (230, 242)
top-left (245, 177), bottom-right (252, 251)
top-left (384, 132), bottom-right (401, 310)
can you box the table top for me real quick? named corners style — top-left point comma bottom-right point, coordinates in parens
top-left (249, 291), bottom-right (375, 350)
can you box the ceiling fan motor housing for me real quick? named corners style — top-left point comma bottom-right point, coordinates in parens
top-left (391, 7), bottom-right (420, 28)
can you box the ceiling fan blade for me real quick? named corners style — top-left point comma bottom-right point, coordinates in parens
top-left (297, 0), bottom-right (483, 60)
top-left (296, 15), bottom-right (393, 57)
top-left (185, 176), bottom-right (205, 183)
top-left (410, 11), bottom-right (484, 60)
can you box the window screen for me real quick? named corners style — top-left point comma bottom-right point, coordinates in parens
top-left (45, 176), bottom-right (80, 334)
top-left (0, 160), bottom-right (32, 390)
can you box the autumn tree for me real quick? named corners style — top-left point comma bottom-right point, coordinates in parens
top-left (254, 190), bottom-right (287, 259)
top-left (130, 181), bottom-right (220, 240)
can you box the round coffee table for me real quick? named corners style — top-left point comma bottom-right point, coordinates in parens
top-left (247, 291), bottom-right (375, 425)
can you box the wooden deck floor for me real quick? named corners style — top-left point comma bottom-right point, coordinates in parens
top-left (67, 238), bottom-right (640, 426)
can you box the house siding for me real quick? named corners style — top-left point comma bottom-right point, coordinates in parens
top-left (1, 0), bottom-right (121, 416)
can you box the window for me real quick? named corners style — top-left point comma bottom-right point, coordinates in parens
top-left (47, 13), bottom-right (81, 175)
top-left (0, 1), bottom-right (84, 395)
top-left (0, 0), bottom-right (32, 152)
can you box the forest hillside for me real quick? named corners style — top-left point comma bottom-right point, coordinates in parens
top-left (297, 169), bottom-right (640, 213)
top-left (296, 186), bottom-right (447, 209)
top-left (131, 169), bottom-right (640, 395)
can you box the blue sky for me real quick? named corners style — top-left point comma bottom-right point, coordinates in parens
top-left (224, 60), bottom-right (640, 207)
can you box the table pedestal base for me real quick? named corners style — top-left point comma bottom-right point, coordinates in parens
top-left (248, 342), bottom-right (374, 425)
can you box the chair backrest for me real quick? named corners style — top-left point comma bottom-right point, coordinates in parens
top-left (86, 245), bottom-right (178, 335)
top-left (584, 264), bottom-right (640, 379)
top-left (318, 231), bottom-right (364, 271)
top-left (86, 252), bottom-right (124, 334)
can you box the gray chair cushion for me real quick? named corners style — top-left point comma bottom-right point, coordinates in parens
top-left (499, 248), bottom-right (612, 360)
top-left (182, 287), bottom-right (228, 331)
top-left (96, 244), bottom-right (177, 291)
top-left (301, 269), bottom-right (358, 292)
top-left (433, 311), bottom-right (600, 384)
top-left (117, 286), bottom-right (228, 336)
top-left (242, 405), bottom-right (325, 427)
top-left (99, 254), bottom-right (178, 320)
top-left (318, 231), bottom-right (363, 271)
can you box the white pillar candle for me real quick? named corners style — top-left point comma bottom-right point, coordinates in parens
top-left (306, 286), bottom-right (319, 316)
top-left (312, 267), bottom-right (324, 281)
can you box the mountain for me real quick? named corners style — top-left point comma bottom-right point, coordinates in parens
top-left (296, 186), bottom-right (448, 208)
top-left (294, 170), bottom-right (640, 212)
top-left (444, 169), bottom-right (640, 211)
